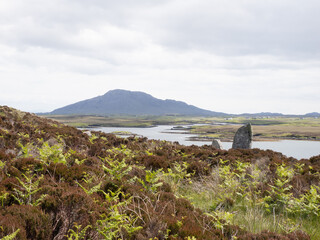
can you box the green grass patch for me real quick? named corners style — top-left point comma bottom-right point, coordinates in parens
top-left (168, 161), bottom-right (320, 239)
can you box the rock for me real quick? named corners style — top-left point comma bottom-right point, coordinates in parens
top-left (232, 123), bottom-right (252, 149)
top-left (47, 137), bottom-right (59, 147)
top-left (5, 149), bottom-right (16, 156)
top-left (212, 139), bottom-right (223, 150)
top-left (83, 130), bottom-right (92, 137)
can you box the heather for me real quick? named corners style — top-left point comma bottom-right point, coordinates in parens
top-left (0, 106), bottom-right (319, 239)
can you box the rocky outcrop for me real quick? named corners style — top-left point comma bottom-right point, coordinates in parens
top-left (212, 139), bottom-right (223, 150)
top-left (232, 123), bottom-right (252, 149)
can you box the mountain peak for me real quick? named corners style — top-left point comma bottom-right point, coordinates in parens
top-left (104, 89), bottom-right (143, 95)
top-left (103, 89), bottom-right (154, 99)
top-left (50, 89), bottom-right (224, 116)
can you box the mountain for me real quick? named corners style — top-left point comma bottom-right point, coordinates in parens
top-left (50, 89), bottom-right (226, 116)
top-left (304, 112), bottom-right (320, 117)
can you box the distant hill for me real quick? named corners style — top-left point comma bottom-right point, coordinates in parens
top-left (304, 112), bottom-right (320, 117)
top-left (50, 89), bottom-right (226, 116)
top-left (238, 112), bottom-right (284, 117)
top-left (237, 112), bottom-right (320, 118)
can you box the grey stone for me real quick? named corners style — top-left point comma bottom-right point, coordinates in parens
top-left (83, 130), bottom-right (92, 137)
top-left (5, 149), bottom-right (16, 156)
top-left (232, 123), bottom-right (252, 149)
top-left (47, 137), bottom-right (59, 147)
top-left (212, 139), bottom-right (223, 150)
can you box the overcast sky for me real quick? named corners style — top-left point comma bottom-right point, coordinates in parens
top-left (0, 0), bottom-right (319, 114)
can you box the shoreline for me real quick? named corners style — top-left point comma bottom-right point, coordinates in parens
top-left (187, 135), bottom-right (320, 142)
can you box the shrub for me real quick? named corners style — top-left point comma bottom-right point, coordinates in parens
top-left (0, 205), bottom-right (52, 240)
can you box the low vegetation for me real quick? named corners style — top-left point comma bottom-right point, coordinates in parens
top-left (189, 122), bottom-right (320, 141)
top-left (45, 115), bottom-right (209, 128)
top-left (46, 115), bottom-right (320, 142)
top-left (1, 106), bottom-right (320, 239)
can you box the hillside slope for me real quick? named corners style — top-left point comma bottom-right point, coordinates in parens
top-left (50, 89), bottom-right (225, 116)
top-left (0, 106), bottom-right (318, 239)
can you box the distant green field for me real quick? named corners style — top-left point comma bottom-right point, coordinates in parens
top-left (193, 117), bottom-right (320, 141)
top-left (44, 114), bottom-right (213, 128)
top-left (218, 117), bottom-right (320, 126)
top-left (44, 115), bottom-right (320, 141)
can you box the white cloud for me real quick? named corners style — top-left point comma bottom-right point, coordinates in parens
top-left (0, 0), bottom-right (319, 114)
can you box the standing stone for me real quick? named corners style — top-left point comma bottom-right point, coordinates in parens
top-left (212, 139), bottom-right (223, 150)
top-left (232, 123), bottom-right (252, 149)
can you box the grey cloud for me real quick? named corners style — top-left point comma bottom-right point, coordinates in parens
top-left (138, 0), bottom-right (320, 59)
top-left (0, 0), bottom-right (319, 114)
top-left (0, 0), bottom-right (170, 72)
top-left (2, 0), bottom-right (320, 61)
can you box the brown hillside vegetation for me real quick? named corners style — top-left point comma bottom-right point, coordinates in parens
top-left (0, 106), bottom-right (319, 239)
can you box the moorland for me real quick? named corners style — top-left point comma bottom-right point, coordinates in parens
top-left (1, 106), bottom-right (320, 239)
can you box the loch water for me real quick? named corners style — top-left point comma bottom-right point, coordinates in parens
top-left (90, 125), bottom-right (320, 160)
